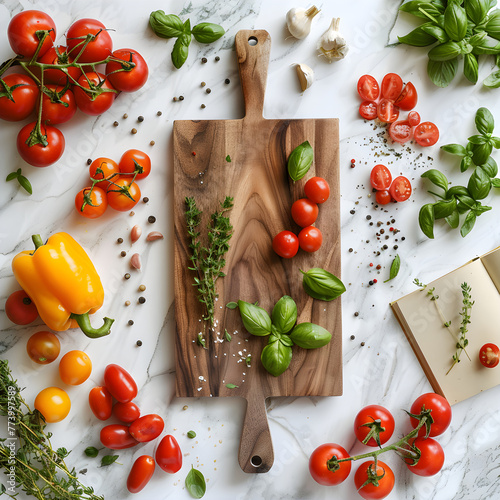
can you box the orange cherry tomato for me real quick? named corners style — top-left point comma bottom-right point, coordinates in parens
top-left (59, 350), bottom-right (92, 385)
top-left (26, 331), bottom-right (61, 364)
top-left (107, 178), bottom-right (141, 212)
top-left (89, 157), bottom-right (120, 184)
top-left (75, 186), bottom-right (108, 219)
top-left (118, 149), bottom-right (151, 180)
top-left (34, 387), bottom-right (71, 423)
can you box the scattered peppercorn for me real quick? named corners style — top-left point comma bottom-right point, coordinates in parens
top-left (148, 216), bottom-right (156, 223)
top-left (138, 296), bottom-right (146, 304)
top-left (369, 280), bottom-right (374, 286)
top-left (120, 251), bottom-right (126, 257)
top-left (350, 335), bottom-right (355, 340)
top-left (350, 209), bottom-right (355, 214)
top-left (377, 221), bottom-right (383, 227)
top-left (179, 95), bottom-right (184, 101)
top-left (380, 229), bottom-right (385, 234)
top-left (401, 237), bottom-right (406, 241)
top-left (138, 116), bottom-right (144, 122)
top-left (361, 342), bottom-right (365, 346)
top-left (117, 238), bottom-right (123, 244)
top-left (354, 312), bottom-right (359, 317)
top-left (157, 111), bottom-right (162, 116)
top-left (86, 158), bottom-right (92, 165)
top-left (125, 300), bottom-right (131, 306)
top-left (173, 97), bottom-right (178, 102)
top-left (225, 78), bottom-right (230, 84)
top-left (394, 245), bottom-right (399, 250)
top-left (124, 273), bottom-right (131, 280)
top-left (150, 140), bottom-right (155, 146)
top-left (215, 56), bottom-right (220, 62)
top-left (391, 219), bottom-right (395, 223)
top-left (123, 113), bottom-right (128, 119)
top-left (376, 264), bottom-right (381, 270)
top-left (350, 163), bottom-right (355, 168)
top-left (139, 285), bottom-right (146, 292)
top-left (366, 215), bottom-right (372, 220)
top-left (201, 57), bottom-right (207, 63)
top-left (131, 128), bottom-right (137, 134)
top-left (382, 245), bottom-right (388, 250)
top-left (349, 248), bottom-right (353, 253)
top-left (113, 121), bottom-right (119, 127)
top-left (201, 104), bottom-right (206, 109)
top-left (143, 197), bottom-right (149, 203)
top-left (129, 211), bottom-right (135, 216)
top-left (206, 88), bottom-right (211, 94)
top-left (128, 320), bottom-right (134, 326)
top-left (182, 405), bottom-right (189, 410)
top-left (385, 235), bottom-right (389, 240)
top-left (201, 82), bottom-right (206, 87)
top-left (136, 340), bottom-right (143, 346)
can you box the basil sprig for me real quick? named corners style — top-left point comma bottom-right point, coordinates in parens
top-left (288, 141), bottom-right (313, 181)
top-left (301, 268), bottom-right (345, 301)
top-left (185, 466), bottom-right (206, 499)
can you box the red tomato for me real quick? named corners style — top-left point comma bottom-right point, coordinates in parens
top-left (479, 343), bottom-right (500, 368)
top-left (377, 99), bottom-right (399, 123)
top-left (357, 75), bottom-right (379, 101)
top-left (414, 121), bottom-right (439, 147)
top-left (5, 290), bottom-right (38, 325)
top-left (118, 149), bottom-right (151, 180)
top-left (0, 74), bottom-right (39, 122)
top-left (129, 414), bottom-right (165, 443)
top-left (73, 72), bottom-right (116, 116)
top-left (389, 176), bottom-right (412, 202)
top-left (298, 226), bottom-right (322, 253)
top-left (272, 231), bottom-right (299, 259)
top-left (127, 455), bottom-right (155, 494)
top-left (107, 178), bottom-right (141, 212)
top-left (309, 443), bottom-right (351, 486)
top-left (104, 364), bottom-right (138, 403)
top-left (26, 331), bottom-right (60, 364)
top-left (40, 85), bottom-right (77, 124)
top-left (381, 73), bottom-right (403, 101)
top-left (106, 48), bottom-right (148, 92)
top-left (155, 435), bottom-right (182, 474)
top-left (388, 120), bottom-right (412, 144)
top-left (17, 122), bottom-right (65, 167)
top-left (375, 190), bottom-right (391, 205)
top-left (75, 186), bottom-right (108, 219)
top-left (89, 386), bottom-right (113, 421)
top-left (291, 198), bottom-right (319, 227)
top-left (304, 177), bottom-right (330, 204)
top-left (89, 157), bottom-right (120, 183)
top-left (36, 46), bottom-right (82, 85)
top-left (395, 82), bottom-right (418, 110)
top-left (66, 19), bottom-right (113, 63)
top-left (113, 401), bottom-right (141, 423)
top-left (370, 165), bottom-right (392, 191)
top-left (410, 393), bottom-right (452, 437)
top-left (405, 437), bottom-right (444, 476)
top-left (359, 101), bottom-right (378, 120)
top-left (354, 405), bottom-right (395, 447)
top-left (100, 424), bottom-right (138, 450)
top-left (408, 110), bottom-right (421, 127)
top-left (354, 460), bottom-right (394, 499)
top-left (8, 10), bottom-right (56, 59)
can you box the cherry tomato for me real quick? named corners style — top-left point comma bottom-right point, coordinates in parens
top-left (388, 120), bottom-right (412, 144)
top-left (66, 19), bottom-right (113, 63)
top-left (309, 443), bottom-right (351, 486)
top-left (106, 48), bottom-right (149, 92)
top-left (389, 176), bottom-right (412, 202)
top-left (17, 122), bottom-right (65, 167)
top-left (100, 424), bottom-right (138, 449)
top-left (408, 110), bottom-right (421, 127)
top-left (5, 290), bottom-right (38, 325)
top-left (395, 81), bottom-right (418, 110)
top-left (73, 72), bottom-right (116, 116)
top-left (104, 364), bottom-right (138, 403)
top-left (370, 165), bottom-right (392, 191)
top-left (479, 343), bottom-right (500, 368)
top-left (291, 198), bottom-right (319, 227)
top-left (377, 99), bottom-right (399, 123)
top-left (375, 190), bottom-right (391, 205)
top-left (8, 10), bottom-right (56, 59)
top-left (107, 178), bottom-right (141, 212)
top-left (354, 460), bottom-right (395, 500)
top-left (272, 231), bottom-right (299, 259)
top-left (40, 85), bottom-right (77, 124)
top-left (34, 387), bottom-right (71, 423)
top-left (0, 74), bottom-right (39, 122)
top-left (410, 393), bottom-right (452, 437)
top-left (381, 73), bottom-right (403, 101)
top-left (155, 435), bottom-right (182, 474)
top-left (89, 157), bottom-right (120, 183)
top-left (304, 177), bottom-right (330, 204)
top-left (59, 350), bottom-right (92, 385)
top-left (414, 121), bottom-right (439, 147)
top-left (298, 226), bottom-right (322, 253)
top-left (359, 101), bottom-right (378, 120)
top-left (127, 455), bottom-right (155, 494)
top-left (88, 386), bottom-right (113, 421)
top-left (129, 414), bottom-right (165, 443)
top-left (36, 46), bottom-right (82, 85)
top-left (354, 405), bottom-right (395, 447)
top-left (75, 186), bottom-right (108, 219)
top-left (118, 149), bottom-right (151, 180)
top-left (405, 437), bottom-right (444, 476)
top-left (357, 75), bottom-right (379, 101)
top-left (26, 331), bottom-right (60, 365)
top-left (113, 401), bottom-right (141, 423)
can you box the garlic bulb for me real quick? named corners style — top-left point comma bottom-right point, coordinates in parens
top-left (317, 18), bottom-right (348, 62)
top-left (286, 6), bottom-right (320, 39)
top-left (296, 63), bottom-right (314, 91)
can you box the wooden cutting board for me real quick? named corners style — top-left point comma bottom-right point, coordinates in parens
top-left (173, 30), bottom-right (342, 473)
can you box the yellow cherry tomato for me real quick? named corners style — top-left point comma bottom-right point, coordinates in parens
top-left (59, 350), bottom-right (92, 385)
top-left (34, 387), bottom-right (71, 423)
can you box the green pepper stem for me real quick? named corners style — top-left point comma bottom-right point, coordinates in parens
top-left (70, 313), bottom-right (114, 338)
top-left (32, 234), bottom-right (44, 250)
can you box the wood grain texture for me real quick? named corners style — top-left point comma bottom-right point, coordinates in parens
top-left (173, 30), bottom-right (342, 473)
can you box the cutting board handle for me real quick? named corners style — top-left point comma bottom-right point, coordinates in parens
top-left (235, 30), bottom-right (271, 120)
top-left (238, 391), bottom-right (274, 473)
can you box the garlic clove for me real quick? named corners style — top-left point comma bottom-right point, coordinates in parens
top-left (146, 231), bottom-right (164, 241)
top-left (296, 63), bottom-right (314, 92)
top-left (130, 253), bottom-right (141, 270)
top-left (286, 5), bottom-right (320, 39)
top-left (131, 225), bottom-right (142, 244)
top-left (317, 17), bottom-right (349, 62)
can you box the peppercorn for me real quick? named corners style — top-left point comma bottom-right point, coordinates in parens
top-left (117, 238), bottom-right (123, 244)
top-left (131, 128), bottom-right (137, 134)
top-left (206, 88), bottom-right (211, 94)
top-left (150, 140), bottom-right (155, 146)
top-left (349, 248), bottom-right (353, 253)
top-left (136, 340), bottom-right (143, 346)
top-left (391, 219), bottom-right (395, 223)
top-left (120, 251), bottom-right (126, 257)
top-left (86, 158), bottom-right (92, 165)
top-left (380, 229), bottom-right (385, 234)
top-left (113, 121), bottom-right (119, 127)
top-left (157, 111), bottom-right (162, 116)
top-left (138, 296), bottom-right (146, 304)
top-left (148, 216), bottom-right (156, 223)
top-left (201, 57), bottom-right (207, 63)
top-left (394, 245), bottom-right (399, 250)
top-left (224, 78), bottom-right (230, 84)
top-left (201, 82), bottom-right (206, 87)
top-left (350, 335), bottom-right (355, 340)
top-left (128, 320), bottom-right (134, 326)
top-left (173, 97), bottom-right (178, 102)
top-left (179, 95), bottom-right (184, 101)
top-left (401, 237), bottom-right (406, 241)
top-left (382, 245), bottom-right (388, 250)
top-left (215, 56), bottom-right (220, 62)
top-left (373, 279), bottom-right (378, 284)
top-left (201, 104), bottom-right (206, 109)
top-left (369, 263), bottom-right (373, 267)
top-left (361, 342), bottom-right (365, 346)
top-left (124, 273), bottom-right (131, 280)
top-left (369, 280), bottom-right (374, 286)
top-left (138, 116), bottom-right (144, 122)
top-left (376, 265), bottom-right (381, 270)
top-left (139, 284), bottom-right (146, 292)
top-left (129, 211), bottom-right (135, 216)
top-left (143, 197), bottom-right (149, 203)
top-left (354, 312), bottom-right (359, 317)
top-left (125, 300), bottom-right (131, 306)
top-left (366, 215), bottom-right (372, 220)
top-left (350, 209), bottom-right (355, 214)
top-left (123, 113), bottom-right (128, 119)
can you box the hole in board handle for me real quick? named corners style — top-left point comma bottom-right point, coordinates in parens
top-left (248, 36), bottom-right (258, 46)
top-left (250, 455), bottom-right (263, 467)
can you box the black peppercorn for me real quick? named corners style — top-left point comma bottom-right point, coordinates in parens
top-left (361, 342), bottom-right (365, 346)
top-left (206, 88), bottom-right (211, 94)
top-left (349, 248), bottom-right (353, 253)
top-left (354, 312), bottom-right (359, 317)
top-left (120, 251), bottom-right (126, 257)
top-left (380, 229), bottom-right (385, 234)
top-left (179, 95), bottom-right (184, 101)
top-left (215, 56), bottom-right (220, 62)
top-left (128, 320), bottom-right (134, 326)
top-left (394, 245), bottom-right (399, 249)
top-left (124, 273), bottom-right (131, 279)
top-left (366, 215), bottom-right (372, 220)
top-left (350, 335), bottom-right (355, 340)
top-left (201, 104), bottom-right (206, 109)
top-left (87, 158), bottom-right (92, 165)
top-left (201, 57), bottom-right (207, 63)
top-left (138, 116), bottom-right (144, 122)
top-left (148, 216), bottom-right (156, 223)
top-left (383, 245), bottom-right (388, 250)
top-left (113, 121), bottom-right (119, 127)
top-left (369, 280), bottom-right (374, 286)
top-left (138, 296), bottom-right (146, 304)
top-left (157, 111), bottom-right (162, 116)
top-left (117, 238), bottom-right (123, 244)
top-left (224, 78), bottom-right (230, 84)
top-left (350, 209), bottom-right (355, 214)
top-left (136, 340), bottom-right (143, 346)
top-left (143, 197), bottom-right (149, 203)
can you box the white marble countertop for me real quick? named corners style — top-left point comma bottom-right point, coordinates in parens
top-left (1, 0), bottom-right (500, 499)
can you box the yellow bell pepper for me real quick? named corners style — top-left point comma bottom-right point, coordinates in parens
top-left (12, 232), bottom-right (114, 338)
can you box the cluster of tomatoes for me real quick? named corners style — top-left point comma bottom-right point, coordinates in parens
top-left (272, 176), bottom-right (330, 258)
top-left (89, 364), bottom-right (181, 494)
top-left (370, 164), bottom-right (411, 205)
top-left (357, 73), bottom-right (439, 147)
top-left (1, 10), bottom-right (148, 167)
top-left (309, 393), bottom-right (451, 499)
top-left (76, 149), bottom-right (151, 218)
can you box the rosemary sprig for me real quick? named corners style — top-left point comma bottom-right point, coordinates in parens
top-left (0, 359), bottom-right (103, 500)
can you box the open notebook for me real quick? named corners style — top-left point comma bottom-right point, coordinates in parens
top-left (391, 246), bottom-right (500, 405)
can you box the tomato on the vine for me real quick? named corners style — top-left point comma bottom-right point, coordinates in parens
top-left (40, 85), bottom-right (77, 124)
top-left (359, 101), bottom-right (378, 120)
top-left (75, 186), bottom-right (108, 219)
top-left (73, 72), bottom-right (116, 116)
top-left (59, 350), bottom-right (92, 385)
top-left (354, 405), bottom-right (395, 447)
top-left (129, 414), bottom-right (165, 443)
top-left (26, 331), bottom-right (60, 365)
top-left (375, 190), bottom-right (391, 205)
top-left (410, 393), bottom-right (452, 437)
top-left (106, 48), bottom-right (149, 92)
top-left (34, 387), bottom-right (71, 423)
top-left (388, 120), bottom-right (412, 144)
top-left (395, 82), bottom-right (418, 110)
top-left (113, 401), bottom-right (141, 423)
top-left (414, 121), bottom-right (439, 147)
top-left (17, 122), bottom-right (65, 167)
top-left (357, 75), bottom-right (379, 101)
top-left (304, 177), bottom-right (330, 204)
top-left (155, 435), bottom-right (182, 474)
top-left (89, 157), bottom-right (120, 183)
top-left (66, 18), bottom-right (113, 63)
top-left (36, 46), bottom-right (82, 85)
top-left (118, 149), bottom-right (151, 180)
top-left (389, 176), bottom-right (412, 202)
top-left (298, 226), bottom-right (322, 253)
top-left (370, 165), bottom-right (392, 191)
top-left (405, 437), bottom-right (445, 477)
top-left (100, 424), bottom-right (138, 450)
top-left (291, 198), bottom-right (318, 227)
top-left (354, 460), bottom-right (395, 499)
top-left (0, 74), bottom-right (39, 122)
top-left (479, 343), bottom-right (500, 368)
top-left (104, 364), bottom-right (138, 403)
top-left (309, 443), bottom-right (351, 486)
top-left (127, 455), bottom-right (155, 494)
top-left (377, 99), bottom-right (399, 123)
top-left (381, 73), bottom-right (403, 101)
top-left (88, 386), bottom-right (113, 421)
top-left (5, 290), bottom-right (38, 325)
top-left (107, 178), bottom-right (141, 212)
top-left (272, 231), bottom-right (299, 259)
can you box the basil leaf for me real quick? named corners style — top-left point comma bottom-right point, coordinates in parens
top-left (445, 209), bottom-right (460, 228)
top-left (399, 1), bottom-right (444, 19)
top-left (481, 156), bottom-right (498, 177)
top-left (192, 23), bottom-right (225, 44)
top-left (226, 301), bottom-right (238, 309)
top-left (466, 0), bottom-right (489, 25)
top-left (149, 11), bottom-right (185, 39)
top-left (18, 175), bottom-right (32, 195)
top-left (289, 323), bottom-right (331, 349)
top-left (433, 198), bottom-right (457, 219)
top-left (446, 185), bottom-right (470, 198)
top-left (226, 383), bottom-right (238, 389)
top-left (398, 23), bottom-right (439, 47)
top-left (427, 58), bottom-right (458, 87)
top-left (185, 467), bottom-right (206, 499)
top-left (384, 255), bottom-right (401, 283)
top-left (473, 202), bottom-right (492, 215)
top-left (460, 210), bottom-right (477, 237)
top-left (492, 177), bottom-right (500, 188)
top-left (172, 35), bottom-right (191, 69)
top-left (422, 25), bottom-right (449, 43)
top-left (471, 35), bottom-right (500, 55)
top-left (444, 3), bottom-right (468, 41)
top-left (475, 107), bottom-right (495, 135)
top-left (5, 171), bottom-right (18, 181)
top-left (468, 166), bottom-right (492, 200)
top-left (464, 53), bottom-right (479, 84)
top-left (457, 194), bottom-right (476, 213)
top-left (428, 41), bottom-right (462, 61)
top-left (471, 142), bottom-right (493, 165)
top-left (261, 339), bottom-right (292, 377)
top-left (469, 32), bottom-right (487, 48)
top-left (483, 69), bottom-right (500, 88)
top-left (301, 268), bottom-right (346, 301)
top-left (421, 169), bottom-right (449, 191)
top-left (84, 446), bottom-right (99, 458)
top-left (287, 141), bottom-right (313, 181)
top-left (485, 9), bottom-right (500, 40)
top-left (237, 300), bottom-right (272, 336)
top-left (460, 155), bottom-right (473, 172)
top-left (271, 295), bottom-right (297, 334)
top-left (101, 455), bottom-right (119, 467)
top-left (280, 335), bottom-right (294, 347)
top-left (491, 136), bottom-right (500, 148)
top-left (224, 329), bottom-right (231, 342)
top-left (419, 203), bottom-right (435, 239)
top-left (468, 134), bottom-right (487, 145)
top-left (441, 143), bottom-right (467, 156)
